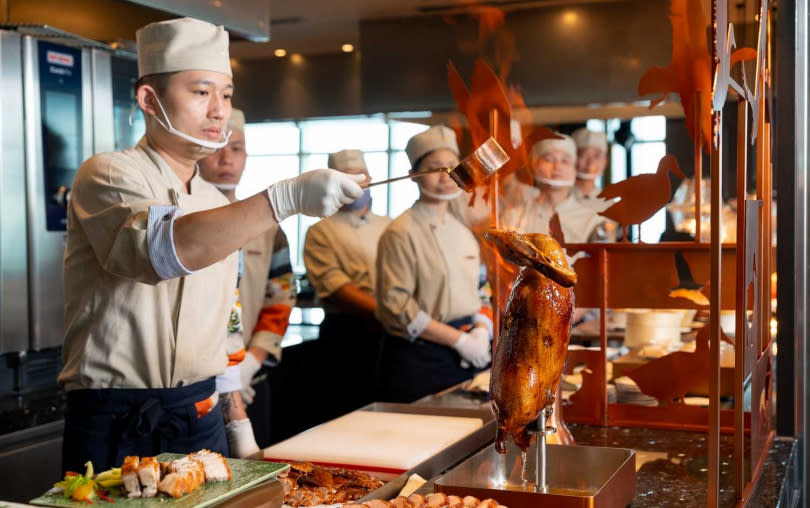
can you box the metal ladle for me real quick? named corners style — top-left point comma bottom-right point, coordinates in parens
top-left (363, 137), bottom-right (509, 192)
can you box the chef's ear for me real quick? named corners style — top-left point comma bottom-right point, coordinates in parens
top-left (136, 85), bottom-right (160, 117)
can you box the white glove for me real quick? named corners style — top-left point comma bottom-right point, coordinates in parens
top-left (225, 418), bottom-right (260, 458)
top-left (452, 330), bottom-right (491, 369)
top-left (239, 353), bottom-right (262, 406)
top-left (267, 169), bottom-right (365, 222)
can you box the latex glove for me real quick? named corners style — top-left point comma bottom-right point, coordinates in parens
top-left (225, 418), bottom-right (260, 458)
top-left (267, 169), bottom-right (365, 222)
top-left (452, 331), bottom-right (491, 369)
top-left (239, 353), bottom-right (262, 406)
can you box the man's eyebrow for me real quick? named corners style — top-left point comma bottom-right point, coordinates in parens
top-left (190, 79), bottom-right (234, 90)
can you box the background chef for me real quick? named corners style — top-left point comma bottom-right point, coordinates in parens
top-left (303, 149), bottom-right (391, 419)
top-left (572, 127), bottom-right (609, 200)
top-left (502, 133), bottom-right (609, 243)
top-left (198, 108), bottom-right (296, 453)
top-left (375, 126), bottom-right (493, 403)
top-left (59, 17), bottom-right (364, 472)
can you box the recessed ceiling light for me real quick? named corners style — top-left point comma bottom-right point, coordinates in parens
top-left (274, 49), bottom-right (287, 57)
top-left (290, 53), bottom-right (303, 64)
top-left (341, 44), bottom-right (354, 53)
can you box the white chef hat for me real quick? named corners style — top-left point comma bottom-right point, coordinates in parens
top-left (136, 17), bottom-right (231, 79)
top-left (228, 108), bottom-right (245, 133)
top-left (530, 133), bottom-right (577, 162)
top-left (405, 125), bottom-right (459, 168)
top-left (328, 149), bottom-right (367, 172)
top-left (572, 128), bottom-right (608, 153)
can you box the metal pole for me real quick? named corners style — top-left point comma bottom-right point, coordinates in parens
top-left (489, 109), bottom-right (501, 348)
top-left (708, 108), bottom-right (723, 508)
top-left (535, 409), bottom-right (548, 493)
top-left (733, 99), bottom-right (748, 501)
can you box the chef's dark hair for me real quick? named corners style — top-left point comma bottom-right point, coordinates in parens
top-left (409, 150), bottom-right (437, 174)
top-left (135, 72), bottom-right (179, 96)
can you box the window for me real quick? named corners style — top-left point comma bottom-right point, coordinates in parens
top-left (630, 116), bottom-right (667, 242)
top-left (241, 115), bottom-right (429, 272)
top-left (587, 115), bottom-right (668, 242)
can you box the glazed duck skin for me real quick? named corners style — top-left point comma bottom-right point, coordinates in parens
top-left (485, 230), bottom-right (575, 453)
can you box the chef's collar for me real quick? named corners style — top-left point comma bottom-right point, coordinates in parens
top-left (138, 136), bottom-right (204, 195)
top-left (411, 200), bottom-right (447, 228)
top-left (335, 209), bottom-right (371, 227)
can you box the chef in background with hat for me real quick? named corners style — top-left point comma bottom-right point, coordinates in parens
top-left (376, 126), bottom-right (493, 403)
top-left (198, 109), bottom-right (296, 454)
top-left (572, 127), bottom-right (609, 200)
top-left (502, 132), bottom-right (611, 243)
top-left (59, 17), bottom-right (364, 472)
top-left (303, 149), bottom-right (391, 418)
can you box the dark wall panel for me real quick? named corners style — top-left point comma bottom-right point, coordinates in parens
top-left (232, 52), bottom-right (362, 122)
top-left (360, 0), bottom-right (671, 113)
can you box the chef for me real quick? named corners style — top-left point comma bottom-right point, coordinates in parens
top-left (198, 109), bottom-right (296, 453)
top-left (501, 133), bottom-right (610, 243)
top-left (59, 17), bottom-right (364, 472)
top-left (303, 149), bottom-right (391, 417)
top-left (376, 126), bottom-right (492, 403)
top-left (571, 127), bottom-right (609, 200)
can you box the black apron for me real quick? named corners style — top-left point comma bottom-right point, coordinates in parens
top-left (317, 312), bottom-right (382, 419)
top-left (62, 378), bottom-right (227, 473)
top-left (379, 316), bottom-right (479, 403)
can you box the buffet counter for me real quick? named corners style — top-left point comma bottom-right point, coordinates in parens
top-left (413, 384), bottom-right (798, 508)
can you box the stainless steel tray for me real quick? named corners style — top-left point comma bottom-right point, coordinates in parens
top-left (358, 402), bottom-right (496, 501)
top-left (434, 442), bottom-right (635, 508)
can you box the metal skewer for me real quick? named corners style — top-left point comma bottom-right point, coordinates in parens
top-left (361, 137), bottom-right (509, 191)
top-left (362, 167), bottom-right (451, 188)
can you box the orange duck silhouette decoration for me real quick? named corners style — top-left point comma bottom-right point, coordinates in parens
top-left (597, 154), bottom-right (685, 227)
top-left (625, 323), bottom-right (732, 405)
top-left (637, 0), bottom-right (712, 152)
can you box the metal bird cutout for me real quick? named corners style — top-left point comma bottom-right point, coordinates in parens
top-left (597, 154), bottom-right (685, 227)
top-left (637, 0), bottom-right (712, 152)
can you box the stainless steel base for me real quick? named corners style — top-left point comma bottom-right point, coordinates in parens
top-left (435, 442), bottom-right (636, 508)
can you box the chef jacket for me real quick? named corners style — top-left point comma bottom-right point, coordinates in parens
top-left (241, 226), bottom-right (295, 361)
top-left (376, 200), bottom-right (489, 340)
top-left (500, 182), bottom-right (611, 243)
top-left (304, 210), bottom-right (391, 312)
top-left (60, 138), bottom-right (238, 391)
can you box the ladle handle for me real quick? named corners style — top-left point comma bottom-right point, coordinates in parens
top-left (362, 167), bottom-right (451, 188)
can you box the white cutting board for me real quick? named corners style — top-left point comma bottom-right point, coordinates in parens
top-left (262, 410), bottom-right (483, 472)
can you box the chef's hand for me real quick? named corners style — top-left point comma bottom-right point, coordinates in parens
top-left (267, 169), bottom-right (365, 222)
top-left (453, 330), bottom-right (491, 369)
top-left (225, 418), bottom-right (261, 458)
top-left (239, 352), bottom-right (262, 406)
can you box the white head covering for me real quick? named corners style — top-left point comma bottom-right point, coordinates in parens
top-left (530, 133), bottom-right (577, 162)
top-left (228, 108), bottom-right (246, 133)
top-left (572, 128), bottom-right (608, 153)
top-left (136, 17), bottom-right (231, 78)
top-left (405, 125), bottom-right (459, 168)
top-left (328, 149), bottom-right (367, 172)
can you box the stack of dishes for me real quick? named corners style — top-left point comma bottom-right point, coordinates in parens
top-left (614, 376), bottom-right (658, 406)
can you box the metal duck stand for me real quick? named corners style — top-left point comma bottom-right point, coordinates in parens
top-left (530, 406), bottom-right (557, 493)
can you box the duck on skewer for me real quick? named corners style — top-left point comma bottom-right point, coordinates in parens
top-left (485, 230), bottom-right (577, 453)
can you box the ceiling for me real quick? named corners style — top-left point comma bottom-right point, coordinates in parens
top-left (230, 0), bottom-right (761, 59)
top-left (230, 0), bottom-right (630, 58)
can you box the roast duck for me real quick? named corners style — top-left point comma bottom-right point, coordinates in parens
top-left (485, 230), bottom-right (577, 453)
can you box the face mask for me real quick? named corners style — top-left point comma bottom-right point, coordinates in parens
top-left (535, 176), bottom-right (576, 188)
top-left (148, 88), bottom-right (232, 150)
top-left (421, 188), bottom-right (464, 201)
top-left (576, 172), bottom-right (599, 180)
top-left (342, 189), bottom-right (372, 211)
